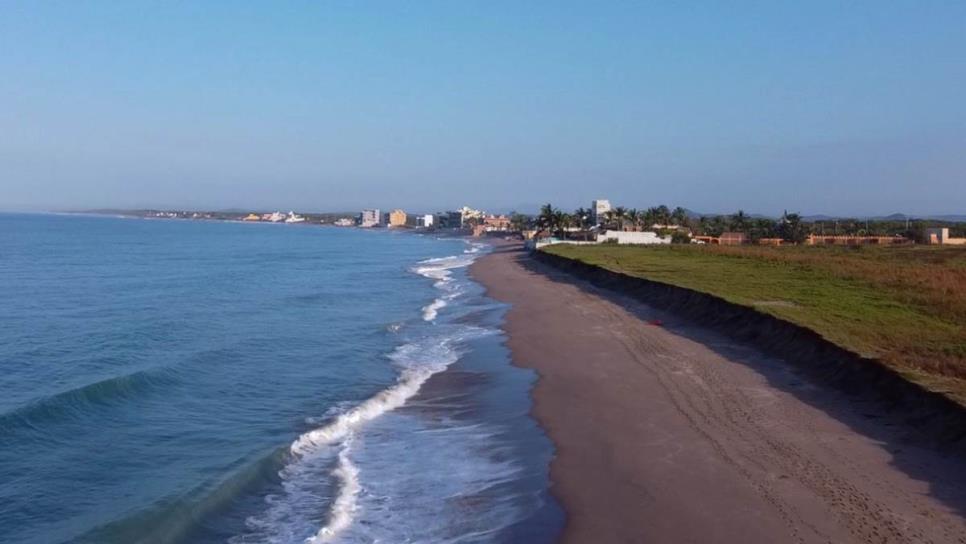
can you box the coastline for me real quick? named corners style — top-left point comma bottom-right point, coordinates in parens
top-left (470, 242), bottom-right (966, 543)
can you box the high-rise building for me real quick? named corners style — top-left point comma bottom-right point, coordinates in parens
top-left (360, 209), bottom-right (381, 228)
top-left (591, 199), bottom-right (611, 225)
top-left (436, 211), bottom-right (463, 229)
top-left (388, 209), bottom-right (407, 228)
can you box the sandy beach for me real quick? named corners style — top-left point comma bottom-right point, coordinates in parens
top-left (471, 243), bottom-right (966, 543)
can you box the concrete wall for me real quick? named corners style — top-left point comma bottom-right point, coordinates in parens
top-left (926, 228), bottom-right (966, 245)
top-left (599, 230), bottom-right (671, 245)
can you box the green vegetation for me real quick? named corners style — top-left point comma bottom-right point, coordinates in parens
top-left (526, 202), bottom-right (966, 243)
top-left (542, 243), bottom-right (966, 403)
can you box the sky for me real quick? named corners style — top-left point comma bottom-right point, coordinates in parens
top-left (1, 1), bottom-right (964, 216)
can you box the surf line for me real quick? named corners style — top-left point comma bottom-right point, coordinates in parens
top-left (294, 248), bottom-right (481, 540)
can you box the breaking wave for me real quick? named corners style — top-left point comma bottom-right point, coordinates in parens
top-left (238, 241), bottom-right (493, 542)
top-left (307, 440), bottom-right (361, 543)
top-left (422, 298), bottom-right (447, 321)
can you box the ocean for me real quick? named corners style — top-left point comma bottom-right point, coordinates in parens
top-left (0, 213), bottom-right (562, 544)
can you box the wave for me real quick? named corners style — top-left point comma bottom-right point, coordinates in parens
top-left (239, 332), bottom-right (475, 543)
top-left (241, 245), bottom-right (492, 542)
top-left (412, 249), bottom-right (481, 322)
top-left (291, 338), bottom-right (460, 456)
top-left (0, 366), bottom-right (182, 434)
top-left (412, 254), bottom-right (476, 287)
top-left (307, 439), bottom-right (361, 543)
top-left (463, 242), bottom-right (486, 254)
top-left (77, 447), bottom-right (289, 544)
top-left (422, 298), bottom-right (448, 321)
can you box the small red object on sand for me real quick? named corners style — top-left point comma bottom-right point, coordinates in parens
top-left (648, 319), bottom-right (663, 326)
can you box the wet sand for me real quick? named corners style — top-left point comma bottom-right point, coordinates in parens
top-left (470, 243), bottom-right (966, 543)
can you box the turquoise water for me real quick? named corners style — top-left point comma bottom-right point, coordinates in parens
top-left (0, 213), bottom-right (561, 543)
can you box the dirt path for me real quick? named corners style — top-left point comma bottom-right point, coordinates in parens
top-left (471, 245), bottom-right (966, 544)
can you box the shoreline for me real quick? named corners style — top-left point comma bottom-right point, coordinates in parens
top-left (470, 242), bottom-right (966, 543)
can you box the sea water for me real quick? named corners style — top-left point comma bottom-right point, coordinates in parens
top-left (0, 213), bottom-right (562, 544)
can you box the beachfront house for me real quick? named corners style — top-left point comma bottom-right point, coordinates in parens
top-left (388, 209), bottom-right (408, 228)
top-left (360, 209), bottom-right (381, 228)
top-left (591, 199), bottom-right (611, 226)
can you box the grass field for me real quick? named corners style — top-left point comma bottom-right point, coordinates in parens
top-left (542, 243), bottom-right (966, 403)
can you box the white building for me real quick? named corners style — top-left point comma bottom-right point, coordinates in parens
top-left (418, 214), bottom-right (434, 228)
top-left (360, 209), bottom-right (381, 228)
top-left (598, 230), bottom-right (670, 245)
top-left (926, 227), bottom-right (966, 245)
top-left (591, 199), bottom-right (611, 225)
top-left (458, 206), bottom-right (485, 226)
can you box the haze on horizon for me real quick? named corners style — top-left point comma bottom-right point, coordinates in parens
top-left (1, 2), bottom-right (963, 217)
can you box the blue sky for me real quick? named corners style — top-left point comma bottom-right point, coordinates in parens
top-left (1, 1), bottom-right (964, 215)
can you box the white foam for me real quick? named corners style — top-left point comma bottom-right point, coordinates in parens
top-left (412, 254), bottom-right (475, 288)
top-left (412, 251), bottom-right (479, 322)
top-left (422, 298), bottom-right (447, 321)
top-left (307, 440), bottom-right (361, 543)
top-left (237, 247), bottom-right (495, 543)
top-left (291, 368), bottom-right (431, 457)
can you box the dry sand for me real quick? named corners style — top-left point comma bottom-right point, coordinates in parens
top-left (471, 243), bottom-right (966, 544)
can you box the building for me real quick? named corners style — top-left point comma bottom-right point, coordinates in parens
top-left (598, 230), bottom-right (671, 245)
top-left (417, 214), bottom-right (434, 228)
top-left (805, 235), bottom-right (908, 246)
top-left (333, 217), bottom-right (354, 227)
top-left (243, 213), bottom-right (261, 221)
top-left (436, 211), bottom-right (464, 229)
top-left (458, 206), bottom-right (485, 226)
top-left (284, 211), bottom-right (305, 223)
top-left (360, 209), bottom-right (381, 228)
top-left (388, 209), bottom-right (408, 228)
top-left (483, 215), bottom-right (511, 231)
top-left (926, 228), bottom-right (966, 245)
top-left (718, 232), bottom-right (748, 245)
top-left (591, 199), bottom-right (611, 225)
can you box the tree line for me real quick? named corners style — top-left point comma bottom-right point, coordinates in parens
top-left (513, 204), bottom-right (962, 244)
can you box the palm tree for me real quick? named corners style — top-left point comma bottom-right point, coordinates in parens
top-left (626, 209), bottom-right (640, 231)
top-left (671, 206), bottom-right (688, 227)
top-left (573, 207), bottom-right (590, 230)
top-left (601, 210), bottom-right (617, 231)
top-left (730, 210), bottom-right (749, 232)
top-left (655, 205), bottom-right (670, 228)
top-left (538, 203), bottom-right (557, 233)
top-left (553, 210), bottom-right (572, 238)
top-left (700, 215), bottom-right (726, 237)
top-left (509, 211), bottom-right (530, 232)
top-left (613, 206), bottom-right (628, 231)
